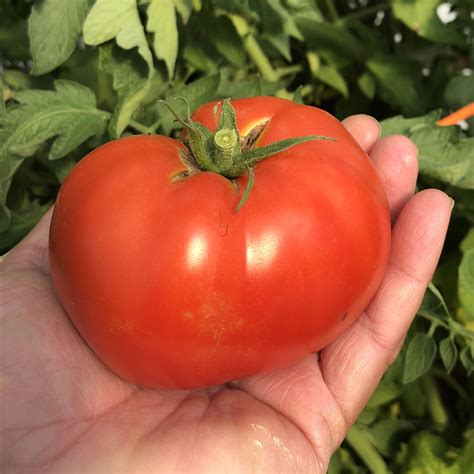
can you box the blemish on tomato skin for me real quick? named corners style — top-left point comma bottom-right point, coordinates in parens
top-left (218, 211), bottom-right (229, 237)
top-left (107, 316), bottom-right (135, 334)
top-left (340, 312), bottom-right (348, 322)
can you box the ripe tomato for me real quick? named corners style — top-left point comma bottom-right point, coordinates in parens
top-left (49, 97), bottom-right (390, 389)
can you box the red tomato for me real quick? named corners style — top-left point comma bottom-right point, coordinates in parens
top-left (49, 97), bottom-right (390, 389)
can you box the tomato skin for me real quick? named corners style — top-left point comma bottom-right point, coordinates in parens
top-left (49, 97), bottom-right (390, 389)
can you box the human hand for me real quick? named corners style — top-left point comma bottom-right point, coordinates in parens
top-left (0, 115), bottom-right (452, 473)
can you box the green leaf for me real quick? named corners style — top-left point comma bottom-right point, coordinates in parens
top-left (285, 0), bottom-right (323, 23)
top-left (401, 432), bottom-right (451, 472)
top-left (147, 0), bottom-right (178, 78)
top-left (209, 16), bottom-right (245, 67)
top-left (183, 37), bottom-right (221, 73)
top-left (12, 81), bottom-right (108, 159)
top-left (356, 406), bottom-right (378, 426)
top-left (112, 80), bottom-right (153, 138)
top-left (368, 419), bottom-right (414, 458)
top-left (412, 128), bottom-right (474, 190)
top-left (328, 447), bottom-right (363, 474)
top-left (451, 188), bottom-right (474, 223)
top-left (452, 430), bottom-right (474, 474)
top-left (292, 86), bottom-right (304, 105)
top-left (314, 65), bottom-right (349, 98)
top-left (42, 155), bottom-right (77, 183)
top-left (458, 248), bottom-right (474, 324)
top-left (174, 0), bottom-right (194, 23)
top-left (99, 44), bottom-right (152, 137)
top-left (28, 0), bottom-right (93, 75)
top-left (381, 112), bottom-right (474, 189)
top-left (349, 22), bottom-right (389, 55)
top-left (401, 379), bottom-right (427, 418)
top-left (218, 70), bottom-right (280, 99)
top-left (0, 20), bottom-right (30, 60)
top-left (392, 0), bottom-right (467, 47)
top-left (0, 80), bottom-right (108, 230)
top-left (296, 19), bottom-right (366, 63)
top-left (172, 74), bottom-right (221, 111)
top-left (444, 75), bottom-right (474, 109)
top-left (366, 382), bottom-right (401, 408)
top-left (357, 73), bottom-right (375, 100)
top-left (439, 337), bottom-right (458, 374)
top-left (433, 256), bottom-right (461, 316)
top-left (459, 345), bottom-right (474, 374)
top-left (1, 70), bottom-right (51, 93)
top-left (266, 0), bottom-right (303, 41)
top-left (427, 282), bottom-right (452, 318)
top-left (252, 0), bottom-right (303, 60)
top-left (0, 197), bottom-right (51, 253)
top-left (83, 0), bottom-right (154, 74)
top-left (460, 228), bottom-right (474, 253)
top-left (0, 79), bottom-right (5, 114)
top-left (367, 55), bottom-right (425, 116)
top-left (402, 333), bottom-right (437, 383)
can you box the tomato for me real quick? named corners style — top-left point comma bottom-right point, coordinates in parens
top-left (49, 96), bottom-right (391, 389)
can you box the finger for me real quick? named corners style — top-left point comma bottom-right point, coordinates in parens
top-left (2, 206), bottom-right (53, 275)
top-left (342, 114), bottom-right (380, 153)
top-left (318, 189), bottom-right (452, 428)
top-left (369, 135), bottom-right (418, 221)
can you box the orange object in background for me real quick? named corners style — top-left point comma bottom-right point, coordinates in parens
top-left (436, 102), bottom-right (474, 126)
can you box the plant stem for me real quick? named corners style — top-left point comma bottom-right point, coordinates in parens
top-left (432, 367), bottom-right (469, 400)
top-left (346, 424), bottom-right (388, 473)
top-left (129, 120), bottom-right (152, 134)
top-left (428, 323), bottom-right (438, 338)
top-left (306, 52), bottom-right (320, 76)
top-left (421, 374), bottom-right (448, 431)
top-left (214, 129), bottom-right (238, 171)
top-left (299, 84), bottom-right (313, 97)
top-left (418, 310), bottom-right (474, 341)
top-left (276, 89), bottom-right (294, 100)
top-left (323, 0), bottom-right (339, 21)
top-left (230, 15), bottom-right (279, 82)
top-left (336, 3), bottom-right (391, 27)
top-left (148, 118), bottom-right (162, 133)
top-left (276, 64), bottom-right (303, 78)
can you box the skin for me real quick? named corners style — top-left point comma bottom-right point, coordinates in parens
top-left (0, 114), bottom-right (452, 473)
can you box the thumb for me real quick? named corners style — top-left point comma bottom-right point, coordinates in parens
top-left (1, 206), bottom-right (54, 275)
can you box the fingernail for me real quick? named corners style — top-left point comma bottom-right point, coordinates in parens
top-left (450, 198), bottom-right (455, 210)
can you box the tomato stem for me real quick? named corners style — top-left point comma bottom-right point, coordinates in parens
top-left (159, 98), bottom-right (335, 211)
top-left (214, 129), bottom-right (239, 171)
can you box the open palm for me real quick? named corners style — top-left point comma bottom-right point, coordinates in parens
top-left (1, 115), bottom-right (451, 473)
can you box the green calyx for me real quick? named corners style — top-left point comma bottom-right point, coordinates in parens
top-left (160, 98), bottom-right (334, 210)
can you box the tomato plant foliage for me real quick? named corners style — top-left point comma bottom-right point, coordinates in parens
top-left (1, 0), bottom-right (474, 471)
